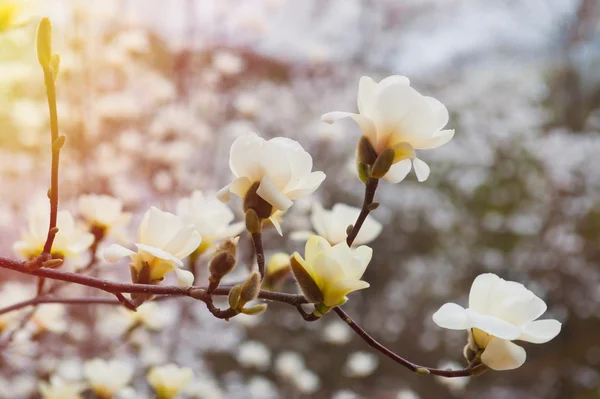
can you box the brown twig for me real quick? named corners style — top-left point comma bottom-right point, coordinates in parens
top-left (346, 178), bottom-right (379, 247)
top-left (333, 307), bottom-right (473, 377)
top-left (251, 232), bottom-right (265, 279)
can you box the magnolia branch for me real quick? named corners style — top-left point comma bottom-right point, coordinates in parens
top-left (346, 177), bottom-right (379, 247)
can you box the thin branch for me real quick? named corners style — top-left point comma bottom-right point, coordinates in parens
top-left (333, 307), bottom-right (473, 378)
top-left (41, 65), bottom-right (61, 256)
top-left (346, 178), bottom-right (379, 247)
top-left (252, 232), bottom-right (265, 279)
top-left (0, 297), bottom-right (121, 316)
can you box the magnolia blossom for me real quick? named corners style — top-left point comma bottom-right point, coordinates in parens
top-left (176, 190), bottom-right (244, 250)
top-left (13, 198), bottom-right (94, 259)
top-left (290, 236), bottom-right (372, 309)
top-left (217, 132), bottom-right (325, 235)
top-left (147, 364), bottom-right (193, 399)
top-left (38, 376), bottom-right (85, 399)
top-left (0, 283), bottom-right (33, 331)
top-left (103, 207), bottom-right (201, 286)
top-left (30, 304), bottom-right (68, 334)
top-left (119, 302), bottom-right (167, 331)
top-left (83, 358), bottom-right (134, 398)
top-left (432, 273), bottom-right (562, 371)
top-left (322, 75), bottom-right (454, 183)
top-left (292, 203), bottom-right (382, 246)
top-left (78, 194), bottom-right (131, 239)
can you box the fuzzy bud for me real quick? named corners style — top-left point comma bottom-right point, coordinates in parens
top-left (356, 161), bottom-right (369, 184)
top-left (239, 271), bottom-right (261, 307)
top-left (228, 284), bottom-right (243, 309)
top-left (370, 148), bottom-right (395, 179)
top-left (245, 209), bottom-right (262, 234)
top-left (357, 136), bottom-right (378, 165)
top-left (241, 303), bottom-right (267, 315)
top-left (208, 238), bottom-right (238, 282)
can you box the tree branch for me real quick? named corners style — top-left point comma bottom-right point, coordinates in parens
top-left (333, 307), bottom-right (473, 378)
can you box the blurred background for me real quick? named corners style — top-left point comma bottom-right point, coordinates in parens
top-left (1, 0), bottom-right (600, 398)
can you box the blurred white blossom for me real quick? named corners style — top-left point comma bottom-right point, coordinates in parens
top-left (83, 358), bottom-right (134, 399)
top-left (147, 363), bottom-right (193, 399)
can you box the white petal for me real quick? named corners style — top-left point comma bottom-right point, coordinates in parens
top-left (230, 177), bottom-right (253, 200)
top-left (103, 244), bottom-right (135, 263)
top-left (257, 175), bottom-right (293, 211)
top-left (216, 185), bottom-right (232, 203)
top-left (469, 273), bottom-right (502, 311)
top-left (269, 216), bottom-right (283, 236)
top-left (357, 76), bottom-right (378, 115)
top-left (229, 132), bottom-right (264, 181)
top-left (519, 319), bottom-right (561, 344)
top-left (174, 267), bottom-right (195, 286)
top-left (412, 158), bottom-right (430, 182)
top-left (432, 303), bottom-right (470, 330)
top-left (465, 309), bottom-right (522, 340)
top-left (285, 171), bottom-right (326, 200)
top-left (346, 245), bottom-right (372, 280)
top-left (413, 129), bottom-right (455, 150)
top-left (135, 243), bottom-right (183, 267)
top-left (383, 159), bottom-right (412, 183)
top-left (320, 112), bottom-right (376, 143)
top-left (481, 338), bottom-right (526, 371)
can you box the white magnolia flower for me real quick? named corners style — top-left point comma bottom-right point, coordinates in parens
top-left (119, 302), bottom-right (167, 331)
top-left (290, 236), bottom-right (372, 310)
top-left (176, 190), bottom-right (244, 251)
top-left (83, 358), bottom-right (134, 399)
top-left (38, 376), bottom-right (85, 399)
top-left (322, 75), bottom-right (454, 183)
top-left (236, 340), bottom-right (271, 370)
top-left (217, 132), bottom-right (325, 235)
top-left (78, 194), bottom-right (131, 239)
top-left (0, 283), bottom-right (33, 331)
top-left (344, 351), bottom-right (379, 378)
top-left (103, 207), bottom-right (201, 286)
top-left (13, 198), bottom-right (94, 259)
top-left (147, 364), bottom-right (193, 399)
top-left (432, 273), bottom-right (562, 371)
top-left (292, 203), bottom-right (382, 246)
top-left (31, 304), bottom-right (68, 334)
top-left (274, 351), bottom-right (305, 379)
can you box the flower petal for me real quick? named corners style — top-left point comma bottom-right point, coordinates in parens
top-left (285, 171), bottom-right (326, 200)
top-left (257, 175), bottom-right (294, 211)
top-left (269, 215), bottom-right (283, 236)
top-left (216, 185), bottom-right (232, 203)
top-left (229, 177), bottom-right (253, 200)
top-left (519, 319), bottom-right (561, 344)
top-left (412, 158), bottom-right (430, 182)
top-left (320, 112), bottom-right (376, 143)
top-left (229, 132), bottom-right (264, 181)
top-left (174, 267), bottom-right (195, 286)
top-left (481, 338), bottom-right (526, 371)
top-left (432, 303), bottom-right (470, 330)
top-left (383, 159), bottom-right (412, 184)
top-left (413, 129), bottom-right (455, 150)
top-left (323, 279), bottom-right (370, 307)
top-left (135, 243), bottom-right (183, 267)
top-left (468, 273), bottom-right (501, 312)
top-left (465, 309), bottom-right (522, 340)
top-left (103, 244), bottom-right (135, 263)
top-left (357, 76), bottom-right (378, 115)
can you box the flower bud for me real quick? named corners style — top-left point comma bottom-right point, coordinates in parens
top-left (243, 182), bottom-right (272, 219)
top-left (357, 136), bottom-right (377, 165)
top-left (370, 148), bottom-right (395, 179)
top-left (245, 208), bottom-right (262, 234)
top-left (228, 284), bottom-right (242, 309)
top-left (36, 17), bottom-right (52, 67)
top-left (241, 303), bottom-right (267, 315)
top-left (208, 238), bottom-right (238, 282)
top-left (42, 259), bottom-right (63, 269)
top-left (239, 271), bottom-right (261, 307)
top-left (290, 253), bottom-right (323, 303)
top-left (356, 161), bottom-right (369, 184)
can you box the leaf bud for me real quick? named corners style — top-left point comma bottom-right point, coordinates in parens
top-left (356, 136), bottom-right (377, 165)
top-left (36, 17), bottom-right (52, 67)
top-left (370, 148), bottom-right (395, 179)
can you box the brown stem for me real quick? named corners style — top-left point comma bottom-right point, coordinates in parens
top-left (251, 232), bottom-right (265, 279)
top-left (333, 307), bottom-right (473, 378)
top-left (42, 66), bottom-right (61, 256)
top-left (0, 297), bottom-right (121, 316)
top-left (346, 178), bottom-right (379, 247)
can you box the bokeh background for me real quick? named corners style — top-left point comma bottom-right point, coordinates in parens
top-left (1, 0), bottom-right (600, 398)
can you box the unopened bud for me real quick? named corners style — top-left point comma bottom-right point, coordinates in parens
top-left (345, 224), bottom-right (354, 236)
top-left (36, 18), bottom-right (52, 67)
top-left (49, 226), bottom-right (59, 235)
top-left (245, 208), bottom-right (262, 234)
top-left (243, 182), bottom-right (272, 219)
top-left (209, 238), bottom-right (238, 281)
top-left (356, 161), bottom-right (369, 184)
top-left (290, 253), bottom-right (323, 303)
top-left (370, 148), bottom-right (395, 179)
top-left (241, 303), bottom-right (267, 315)
top-left (239, 271), bottom-right (261, 307)
top-left (416, 367), bottom-right (430, 376)
top-left (228, 284), bottom-right (242, 309)
top-left (42, 258), bottom-right (63, 268)
top-left (357, 136), bottom-right (377, 165)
